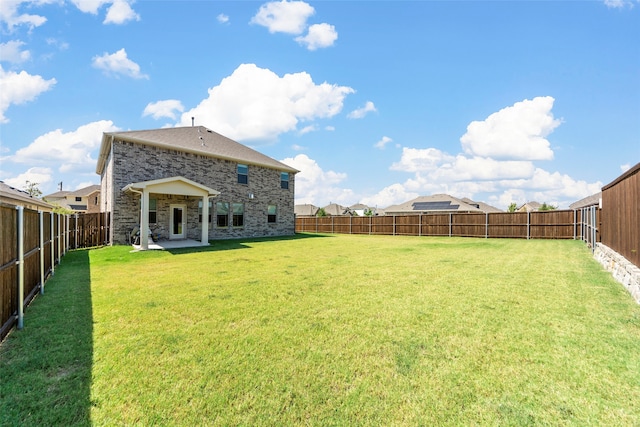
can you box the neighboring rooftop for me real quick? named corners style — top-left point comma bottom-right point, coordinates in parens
top-left (0, 181), bottom-right (54, 210)
top-left (385, 194), bottom-right (485, 214)
top-left (569, 192), bottom-right (602, 210)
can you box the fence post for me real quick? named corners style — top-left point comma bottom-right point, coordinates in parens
top-left (75, 213), bottom-right (79, 249)
top-left (369, 215), bottom-right (372, 235)
top-left (419, 214), bottom-right (422, 237)
top-left (485, 212), bottom-right (489, 239)
top-left (57, 213), bottom-right (62, 262)
top-left (449, 213), bottom-right (452, 237)
top-left (39, 211), bottom-right (45, 295)
top-left (16, 206), bottom-right (24, 330)
top-left (51, 212), bottom-right (55, 276)
top-left (527, 211), bottom-right (530, 240)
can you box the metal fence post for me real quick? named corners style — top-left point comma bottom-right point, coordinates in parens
top-left (17, 206), bottom-right (24, 330)
top-left (39, 211), bottom-right (45, 295)
top-left (51, 212), bottom-right (55, 276)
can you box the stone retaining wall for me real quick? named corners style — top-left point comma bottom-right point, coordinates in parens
top-left (594, 243), bottom-right (640, 304)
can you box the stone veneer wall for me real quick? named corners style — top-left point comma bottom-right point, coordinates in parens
top-left (107, 139), bottom-right (295, 244)
top-left (594, 242), bottom-right (640, 304)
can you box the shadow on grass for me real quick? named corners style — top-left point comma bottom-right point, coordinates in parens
top-left (166, 232), bottom-right (333, 255)
top-left (0, 249), bottom-right (93, 426)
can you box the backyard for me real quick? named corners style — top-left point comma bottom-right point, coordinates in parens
top-left (1, 234), bottom-right (639, 426)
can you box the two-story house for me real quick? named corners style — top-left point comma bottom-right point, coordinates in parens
top-left (43, 185), bottom-right (101, 213)
top-left (96, 126), bottom-right (298, 249)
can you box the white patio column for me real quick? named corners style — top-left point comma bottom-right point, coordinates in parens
top-left (140, 189), bottom-right (150, 250)
top-left (201, 195), bottom-right (209, 245)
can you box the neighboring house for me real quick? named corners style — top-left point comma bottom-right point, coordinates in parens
top-left (295, 204), bottom-right (319, 216)
top-left (96, 126), bottom-right (298, 249)
top-left (384, 194), bottom-right (486, 215)
top-left (322, 203), bottom-right (351, 216)
top-left (43, 185), bottom-right (101, 213)
top-left (460, 197), bottom-right (503, 213)
top-left (569, 192), bottom-right (601, 210)
top-left (349, 203), bottom-right (378, 216)
top-left (0, 181), bottom-right (54, 211)
top-left (517, 201), bottom-right (542, 212)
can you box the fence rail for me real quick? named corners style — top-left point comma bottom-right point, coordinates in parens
top-left (296, 209), bottom-right (600, 242)
top-left (1, 204), bottom-right (110, 341)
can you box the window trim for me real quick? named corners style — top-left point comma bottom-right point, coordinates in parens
top-left (237, 164), bottom-right (248, 185)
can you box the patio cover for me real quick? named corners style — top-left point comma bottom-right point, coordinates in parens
top-left (122, 176), bottom-right (220, 250)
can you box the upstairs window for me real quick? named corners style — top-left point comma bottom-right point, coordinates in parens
top-left (75, 196), bottom-right (82, 202)
top-left (216, 202), bottom-right (229, 227)
top-left (232, 203), bottom-right (244, 227)
top-left (281, 172), bottom-right (289, 189)
top-left (149, 198), bottom-right (157, 224)
top-left (267, 205), bottom-right (277, 223)
top-left (237, 164), bottom-right (248, 184)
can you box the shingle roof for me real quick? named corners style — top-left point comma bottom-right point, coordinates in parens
top-left (72, 185), bottom-right (101, 197)
top-left (295, 204), bottom-right (319, 216)
top-left (0, 181), bottom-right (54, 210)
top-left (96, 126), bottom-right (298, 175)
top-left (385, 194), bottom-right (483, 214)
top-left (460, 197), bottom-right (503, 213)
top-left (569, 192), bottom-right (601, 209)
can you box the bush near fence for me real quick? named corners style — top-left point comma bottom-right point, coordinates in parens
top-left (296, 209), bottom-right (599, 241)
top-left (0, 204), bottom-right (110, 341)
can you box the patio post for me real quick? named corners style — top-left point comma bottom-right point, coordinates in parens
top-left (201, 195), bottom-right (209, 245)
top-left (140, 189), bottom-right (150, 250)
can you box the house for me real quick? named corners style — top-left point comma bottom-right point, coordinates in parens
top-left (349, 203), bottom-right (378, 216)
top-left (569, 192), bottom-right (601, 210)
top-left (322, 203), bottom-right (351, 216)
top-left (43, 184), bottom-right (101, 213)
top-left (517, 201), bottom-right (542, 212)
top-left (384, 194), bottom-right (487, 215)
top-left (295, 204), bottom-right (319, 216)
top-left (0, 181), bottom-right (54, 211)
top-left (96, 126), bottom-right (298, 249)
top-left (460, 198), bottom-right (503, 213)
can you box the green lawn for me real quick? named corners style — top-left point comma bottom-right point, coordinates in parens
top-left (1, 234), bottom-right (639, 426)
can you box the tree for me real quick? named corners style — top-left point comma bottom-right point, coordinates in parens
top-left (316, 207), bottom-right (327, 217)
top-left (24, 181), bottom-right (42, 198)
top-left (364, 208), bottom-right (374, 216)
top-left (507, 202), bottom-right (517, 213)
top-left (539, 202), bottom-right (557, 211)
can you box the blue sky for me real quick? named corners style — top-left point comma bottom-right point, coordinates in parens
top-left (1, 0), bottom-right (638, 209)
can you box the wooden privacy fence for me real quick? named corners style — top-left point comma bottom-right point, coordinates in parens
top-left (296, 209), bottom-right (600, 242)
top-left (0, 204), bottom-right (110, 341)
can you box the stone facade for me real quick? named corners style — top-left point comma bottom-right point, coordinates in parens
top-left (594, 243), bottom-right (640, 304)
top-left (102, 138), bottom-right (295, 244)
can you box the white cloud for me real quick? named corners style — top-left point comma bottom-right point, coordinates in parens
top-left (0, 40), bottom-right (31, 63)
top-left (2, 167), bottom-right (53, 190)
top-left (0, 0), bottom-right (48, 32)
top-left (70, 0), bottom-right (139, 24)
top-left (217, 13), bottom-right (229, 24)
top-left (178, 63), bottom-right (354, 141)
top-left (92, 48), bottom-right (148, 79)
top-left (460, 96), bottom-right (560, 160)
top-left (143, 99), bottom-right (184, 120)
top-left (298, 124), bottom-right (317, 135)
top-left (71, 0), bottom-right (110, 14)
top-left (361, 183), bottom-right (419, 209)
top-left (348, 101), bottom-right (377, 119)
top-left (281, 154), bottom-right (354, 206)
top-left (0, 65), bottom-right (56, 123)
top-left (620, 163), bottom-right (631, 172)
top-left (295, 23), bottom-right (337, 50)
top-left (374, 136), bottom-right (393, 150)
top-left (11, 120), bottom-right (120, 173)
top-left (250, 0), bottom-right (315, 34)
top-left (390, 147), bottom-right (455, 173)
top-left (604, 0), bottom-right (636, 8)
top-left (104, 0), bottom-right (140, 24)
top-left (429, 155), bottom-right (535, 182)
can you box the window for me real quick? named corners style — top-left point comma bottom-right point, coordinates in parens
top-left (237, 164), bottom-right (248, 184)
top-left (216, 202), bottom-right (229, 227)
top-left (94, 196), bottom-right (98, 205)
top-left (75, 196), bottom-right (82, 202)
top-left (149, 198), bottom-right (157, 224)
top-left (198, 200), bottom-right (212, 223)
top-left (232, 203), bottom-right (244, 227)
top-left (281, 172), bottom-right (289, 189)
top-left (267, 205), bottom-right (277, 223)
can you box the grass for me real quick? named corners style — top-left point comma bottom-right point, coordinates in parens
top-left (1, 234), bottom-right (639, 426)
